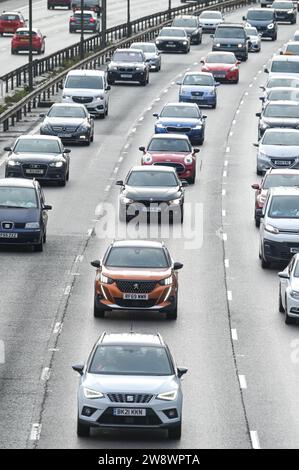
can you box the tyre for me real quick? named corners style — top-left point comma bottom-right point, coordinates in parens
top-left (11, 48), bottom-right (17, 54)
top-left (105, 104), bottom-right (108, 116)
top-left (256, 167), bottom-right (263, 176)
top-left (34, 239), bottom-right (43, 252)
top-left (168, 422), bottom-right (181, 440)
top-left (43, 230), bottom-right (47, 244)
top-left (255, 218), bottom-right (260, 228)
top-left (94, 296), bottom-right (106, 318)
top-left (188, 173), bottom-right (196, 184)
top-left (77, 419), bottom-right (90, 437)
top-left (166, 297), bottom-right (178, 320)
top-left (59, 176), bottom-right (66, 186)
top-left (211, 101), bottom-right (217, 109)
top-left (279, 289), bottom-right (285, 313)
top-left (285, 299), bottom-right (295, 324)
top-left (90, 133), bottom-right (94, 142)
top-left (66, 170), bottom-right (69, 181)
top-left (234, 75), bottom-right (239, 84)
top-left (261, 256), bottom-right (270, 269)
top-left (272, 33), bottom-right (277, 41)
top-left (140, 78), bottom-right (147, 86)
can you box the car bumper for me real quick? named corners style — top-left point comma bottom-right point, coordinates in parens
top-left (179, 95), bottom-right (216, 107)
top-left (95, 288), bottom-right (177, 312)
top-left (107, 71), bottom-right (147, 82)
top-left (154, 126), bottom-right (204, 143)
top-left (0, 230), bottom-right (42, 245)
top-left (69, 25), bottom-right (98, 32)
top-left (200, 25), bottom-right (217, 33)
top-left (210, 70), bottom-right (238, 82)
top-left (156, 42), bottom-right (189, 52)
top-left (142, 161), bottom-right (195, 181)
top-left (148, 60), bottom-right (160, 70)
top-left (257, 156), bottom-right (299, 172)
top-left (12, 44), bottom-right (40, 51)
top-left (212, 46), bottom-right (246, 60)
top-left (262, 237), bottom-right (299, 263)
top-left (5, 167), bottom-right (66, 182)
top-left (249, 42), bottom-right (260, 51)
top-left (40, 128), bottom-right (91, 142)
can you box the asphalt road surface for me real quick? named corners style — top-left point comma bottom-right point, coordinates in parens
top-left (0, 3), bottom-right (299, 449)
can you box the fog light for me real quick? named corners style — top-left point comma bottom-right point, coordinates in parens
top-left (79, 135), bottom-right (86, 139)
top-left (264, 244), bottom-right (271, 254)
top-left (82, 406), bottom-right (96, 417)
top-left (163, 408), bottom-right (178, 419)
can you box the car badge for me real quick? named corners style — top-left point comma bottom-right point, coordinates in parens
top-left (133, 283), bottom-right (139, 290)
top-left (126, 395), bottom-right (134, 402)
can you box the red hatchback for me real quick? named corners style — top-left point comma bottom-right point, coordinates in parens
top-left (201, 51), bottom-right (240, 83)
top-left (0, 11), bottom-right (26, 35)
top-left (139, 134), bottom-right (199, 184)
top-left (11, 28), bottom-right (46, 54)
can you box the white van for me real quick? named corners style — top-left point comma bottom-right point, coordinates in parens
top-left (265, 55), bottom-right (299, 80)
top-left (61, 70), bottom-right (110, 118)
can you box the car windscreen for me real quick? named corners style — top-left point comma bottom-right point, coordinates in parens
top-left (105, 247), bottom-right (169, 268)
top-left (159, 28), bottom-right (185, 37)
top-left (0, 187), bottom-right (38, 209)
top-left (200, 11), bottom-right (222, 19)
top-left (267, 77), bottom-right (299, 88)
top-left (160, 105), bottom-right (199, 119)
top-left (272, 1), bottom-right (293, 8)
top-left (267, 89), bottom-right (299, 101)
top-left (131, 43), bottom-right (155, 52)
top-left (262, 131), bottom-right (299, 145)
top-left (268, 195), bottom-right (299, 218)
top-left (183, 74), bottom-right (214, 86)
top-left (245, 27), bottom-right (258, 36)
top-left (48, 106), bottom-right (86, 118)
top-left (264, 174), bottom-right (299, 189)
top-left (1, 14), bottom-right (20, 20)
top-left (263, 104), bottom-right (299, 118)
top-left (247, 10), bottom-right (274, 20)
top-left (206, 54), bottom-right (235, 64)
top-left (127, 171), bottom-right (178, 187)
top-left (285, 44), bottom-right (299, 54)
top-left (74, 13), bottom-right (93, 19)
top-left (16, 30), bottom-right (37, 36)
top-left (14, 138), bottom-right (61, 153)
top-left (113, 51), bottom-right (143, 62)
top-left (172, 18), bottom-right (197, 27)
top-left (214, 27), bottom-right (245, 38)
top-left (148, 137), bottom-right (191, 152)
top-left (89, 345), bottom-right (173, 376)
top-left (271, 60), bottom-right (299, 73)
top-left (65, 75), bottom-right (103, 89)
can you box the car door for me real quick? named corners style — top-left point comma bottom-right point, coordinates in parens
top-left (39, 186), bottom-right (48, 230)
top-left (281, 258), bottom-right (295, 306)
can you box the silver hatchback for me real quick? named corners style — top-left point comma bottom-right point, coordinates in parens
top-left (73, 332), bottom-right (187, 439)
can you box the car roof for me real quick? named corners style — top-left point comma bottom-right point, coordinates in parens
top-left (115, 48), bottom-right (143, 53)
top-left (266, 168), bottom-right (299, 175)
top-left (266, 99), bottom-right (299, 105)
top-left (73, 9), bottom-right (95, 14)
top-left (51, 102), bottom-right (86, 108)
top-left (111, 239), bottom-right (164, 248)
top-left (247, 7), bottom-right (274, 11)
top-left (17, 134), bottom-right (62, 141)
top-left (200, 9), bottom-right (222, 14)
top-left (285, 41), bottom-right (299, 47)
top-left (271, 55), bottom-right (299, 62)
top-left (161, 26), bottom-right (186, 31)
top-left (0, 177), bottom-right (37, 188)
top-left (1, 11), bottom-right (22, 15)
top-left (216, 23), bottom-right (245, 27)
top-left (183, 71), bottom-right (213, 77)
top-left (267, 87), bottom-right (299, 93)
top-left (66, 69), bottom-right (105, 76)
top-left (16, 27), bottom-right (38, 32)
top-left (151, 133), bottom-right (189, 140)
top-left (99, 332), bottom-right (165, 347)
top-left (173, 15), bottom-right (197, 19)
top-left (130, 165), bottom-right (176, 173)
top-left (130, 42), bottom-right (155, 46)
top-left (269, 186), bottom-right (299, 195)
top-left (163, 101), bottom-right (199, 108)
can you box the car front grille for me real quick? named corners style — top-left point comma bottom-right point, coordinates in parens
top-left (119, 67), bottom-right (135, 72)
top-left (108, 393), bottom-right (153, 403)
top-left (191, 91), bottom-right (204, 97)
top-left (115, 280), bottom-right (157, 293)
top-left (114, 299), bottom-right (157, 308)
top-left (51, 125), bottom-right (78, 132)
top-left (98, 408), bottom-right (162, 426)
top-left (22, 163), bottom-right (48, 175)
top-left (153, 162), bottom-right (185, 173)
top-left (72, 96), bottom-right (93, 104)
top-left (166, 126), bottom-right (191, 133)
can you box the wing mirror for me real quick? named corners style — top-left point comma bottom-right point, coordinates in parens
top-left (152, 113), bottom-right (159, 118)
top-left (256, 112), bottom-right (261, 117)
top-left (139, 146), bottom-right (146, 152)
top-left (116, 180), bottom-right (124, 186)
top-left (264, 67), bottom-right (269, 73)
top-left (251, 183), bottom-right (260, 189)
top-left (193, 148), bottom-right (200, 153)
top-left (43, 205), bottom-right (52, 211)
top-left (278, 272), bottom-right (290, 279)
top-left (72, 364), bottom-right (84, 375)
top-left (64, 148), bottom-right (71, 153)
top-left (253, 143), bottom-right (259, 147)
top-left (177, 367), bottom-right (188, 378)
top-left (173, 262), bottom-right (183, 270)
top-left (4, 146), bottom-right (12, 151)
top-left (91, 260), bottom-right (101, 268)
top-left (181, 180), bottom-right (189, 187)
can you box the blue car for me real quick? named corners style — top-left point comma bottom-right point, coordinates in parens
top-left (153, 102), bottom-right (206, 145)
top-left (177, 71), bottom-right (219, 108)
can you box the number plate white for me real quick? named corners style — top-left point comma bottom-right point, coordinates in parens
top-left (113, 408), bottom-right (146, 416)
top-left (142, 206), bottom-right (161, 212)
top-left (0, 233), bottom-right (18, 238)
top-left (58, 133), bottom-right (72, 138)
top-left (25, 169), bottom-right (44, 175)
top-left (274, 160), bottom-right (291, 166)
top-left (123, 293), bottom-right (148, 300)
top-left (120, 74), bottom-right (132, 78)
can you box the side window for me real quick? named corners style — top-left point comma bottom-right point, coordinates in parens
top-left (289, 257), bottom-right (295, 274)
top-left (39, 188), bottom-right (45, 206)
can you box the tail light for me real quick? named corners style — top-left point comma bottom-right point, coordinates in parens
top-left (70, 17), bottom-right (75, 22)
top-left (89, 18), bottom-right (95, 23)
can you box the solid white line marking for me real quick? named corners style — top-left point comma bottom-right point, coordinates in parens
top-left (239, 375), bottom-right (247, 389)
top-left (223, 233), bottom-right (227, 241)
top-left (250, 430), bottom-right (261, 449)
top-left (232, 119), bottom-right (236, 125)
top-left (64, 285), bottom-right (71, 296)
top-left (229, 131), bottom-right (233, 137)
top-left (245, 92), bottom-right (249, 96)
top-left (118, 156), bottom-right (123, 162)
top-left (53, 322), bottom-right (62, 334)
top-left (231, 328), bottom-right (238, 340)
top-left (222, 209), bottom-right (226, 217)
top-left (226, 146), bottom-right (230, 153)
top-left (222, 189), bottom-right (226, 196)
top-left (164, 89), bottom-right (168, 93)
top-left (40, 367), bottom-right (51, 382)
top-left (227, 290), bottom-right (232, 301)
top-left (225, 258), bottom-right (229, 268)
top-left (30, 424), bottom-right (42, 441)
top-left (131, 128), bottom-right (136, 133)
top-left (223, 170), bottom-right (227, 178)
top-left (75, 255), bottom-right (84, 263)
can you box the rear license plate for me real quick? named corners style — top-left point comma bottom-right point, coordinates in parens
top-left (25, 169), bottom-right (44, 175)
top-left (19, 39), bottom-right (28, 42)
top-left (274, 160), bottom-right (291, 166)
top-left (120, 74), bottom-right (132, 78)
top-left (0, 233), bottom-right (18, 238)
top-left (113, 408), bottom-right (146, 416)
top-left (290, 247), bottom-right (299, 253)
top-left (142, 206), bottom-right (161, 212)
top-left (123, 293), bottom-right (148, 300)
top-left (58, 133), bottom-right (72, 138)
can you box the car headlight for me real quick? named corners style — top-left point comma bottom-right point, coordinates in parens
top-left (267, 23), bottom-right (274, 29)
top-left (143, 155), bottom-right (153, 164)
top-left (109, 65), bottom-right (118, 71)
top-left (156, 123), bottom-right (165, 128)
top-left (265, 223), bottom-right (279, 234)
top-left (215, 43), bottom-right (221, 47)
top-left (184, 155), bottom-right (193, 164)
top-left (168, 198), bottom-right (181, 206)
top-left (78, 124), bottom-right (90, 132)
top-left (288, 9), bottom-right (294, 13)
top-left (156, 39), bottom-right (160, 44)
top-left (83, 387), bottom-right (104, 399)
top-left (258, 151), bottom-right (269, 161)
top-left (25, 222), bottom-right (40, 229)
top-left (135, 67), bottom-right (144, 71)
top-left (95, 95), bottom-right (104, 100)
top-left (245, 22), bottom-right (252, 28)
top-left (195, 124), bottom-right (203, 129)
top-left (237, 43), bottom-right (243, 48)
top-left (99, 272), bottom-right (114, 284)
top-left (182, 40), bottom-right (188, 45)
top-left (7, 160), bottom-right (21, 166)
top-left (121, 196), bottom-right (134, 204)
top-left (159, 275), bottom-right (173, 285)
top-left (62, 95), bottom-right (71, 99)
top-left (290, 289), bottom-right (299, 299)
top-left (49, 161), bottom-right (64, 167)
top-left (230, 66), bottom-right (238, 71)
top-left (156, 390), bottom-right (177, 401)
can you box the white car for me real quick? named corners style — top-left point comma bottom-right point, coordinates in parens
top-left (279, 253), bottom-right (299, 324)
top-left (245, 26), bottom-right (261, 53)
top-left (61, 70), bottom-right (110, 118)
top-left (265, 55), bottom-right (299, 79)
top-left (198, 10), bottom-right (224, 32)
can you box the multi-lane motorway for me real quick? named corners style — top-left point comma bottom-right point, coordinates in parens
top-left (1, 1), bottom-right (299, 449)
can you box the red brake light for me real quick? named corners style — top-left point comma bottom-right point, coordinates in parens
top-left (89, 18), bottom-right (95, 23)
top-left (70, 17), bottom-right (75, 22)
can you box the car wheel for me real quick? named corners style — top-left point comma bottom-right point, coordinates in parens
top-left (66, 169), bottom-right (69, 181)
top-left (43, 230), bottom-right (47, 244)
top-left (69, 28), bottom-right (74, 33)
top-left (166, 297), bottom-right (178, 320)
top-left (59, 176), bottom-right (66, 186)
top-left (285, 298), bottom-right (295, 324)
top-left (279, 289), bottom-right (285, 313)
top-left (234, 75), bottom-right (239, 84)
top-left (255, 218), bottom-right (260, 228)
top-left (256, 167), bottom-right (263, 176)
top-left (188, 173), bottom-right (196, 184)
top-left (180, 206), bottom-right (184, 224)
top-left (94, 295), bottom-right (106, 318)
top-left (261, 256), bottom-right (270, 269)
top-left (90, 133), bottom-right (94, 142)
top-left (211, 101), bottom-right (217, 109)
top-left (105, 104), bottom-right (108, 116)
top-left (272, 33), bottom-right (277, 41)
top-left (168, 421), bottom-right (181, 440)
top-left (140, 78), bottom-right (147, 86)
top-left (77, 419), bottom-right (90, 437)
top-left (34, 239), bottom-right (43, 252)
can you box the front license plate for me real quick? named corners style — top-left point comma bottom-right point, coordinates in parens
top-left (214, 73), bottom-right (226, 78)
top-left (166, 44), bottom-right (176, 47)
top-left (58, 133), bottom-right (72, 138)
top-left (142, 206), bottom-right (161, 212)
top-left (290, 247), bottom-right (299, 253)
top-left (25, 169), bottom-right (44, 175)
top-left (113, 408), bottom-right (146, 416)
top-left (123, 293), bottom-right (148, 300)
top-left (120, 74), bottom-right (132, 78)
top-left (274, 160), bottom-right (291, 166)
top-left (0, 233), bottom-right (18, 238)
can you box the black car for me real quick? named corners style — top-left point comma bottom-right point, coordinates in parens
top-left (155, 27), bottom-right (190, 53)
top-left (40, 103), bottom-right (94, 145)
top-left (4, 135), bottom-right (70, 186)
top-left (243, 8), bottom-right (277, 40)
top-left (116, 166), bottom-right (187, 223)
top-left (256, 100), bottom-right (299, 138)
top-left (271, 0), bottom-right (297, 23)
top-left (171, 15), bottom-right (202, 44)
top-left (106, 48), bottom-right (150, 86)
top-left (212, 23), bottom-right (249, 61)
top-left (0, 178), bottom-right (52, 251)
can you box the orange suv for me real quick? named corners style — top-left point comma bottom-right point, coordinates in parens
top-left (91, 240), bottom-right (183, 320)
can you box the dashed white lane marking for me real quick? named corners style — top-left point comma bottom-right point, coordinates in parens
top-left (258, 70), bottom-right (262, 74)
top-left (222, 189), bottom-right (226, 196)
top-left (229, 131), bottom-right (233, 136)
top-left (75, 255), bottom-right (84, 263)
top-left (245, 91), bottom-right (249, 96)
top-left (232, 119), bottom-right (236, 125)
top-left (30, 424), bottom-right (42, 441)
top-left (64, 285), bottom-right (71, 296)
top-left (124, 143), bottom-right (129, 149)
top-left (236, 109), bottom-right (240, 114)
top-left (222, 209), bottom-right (226, 217)
top-left (118, 156), bottom-right (123, 162)
top-left (40, 367), bottom-right (51, 382)
top-left (227, 290), bottom-right (232, 301)
top-left (155, 97), bottom-right (160, 101)
top-left (113, 167), bottom-right (119, 174)
top-left (254, 76), bottom-right (257, 80)
top-left (240, 100), bottom-right (244, 105)
top-left (223, 170), bottom-right (227, 178)
top-left (48, 348), bottom-right (59, 352)
top-left (139, 117), bottom-right (144, 121)
top-left (131, 128), bottom-right (136, 133)
top-left (87, 228), bottom-right (93, 237)
top-left (239, 375), bottom-right (247, 389)
top-left (226, 146), bottom-right (230, 153)
top-left (224, 258), bottom-right (229, 268)
top-left (250, 430), bottom-right (261, 449)
top-left (164, 88), bottom-right (169, 93)
top-left (105, 185), bottom-right (111, 192)
top-left (231, 328), bottom-right (238, 340)
top-left (224, 160), bottom-right (228, 166)
top-left (223, 233), bottom-right (227, 241)
top-left (147, 106), bottom-right (152, 110)
top-left (249, 84), bottom-right (253, 88)
top-left (53, 322), bottom-right (62, 334)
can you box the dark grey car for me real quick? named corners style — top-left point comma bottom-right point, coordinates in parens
top-left (256, 100), bottom-right (299, 138)
top-left (171, 15), bottom-right (202, 44)
top-left (212, 23), bottom-right (249, 61)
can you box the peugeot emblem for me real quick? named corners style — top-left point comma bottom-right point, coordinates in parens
top-left (133, 283), bottom-right (139, 290)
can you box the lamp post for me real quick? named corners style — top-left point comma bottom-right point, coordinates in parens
top-left (28, 0), bottom-right (33, 90)
top-left (168, 0), bottom-right (172, 19)
top-left (127, 0), bottom-right (131, 37)
top-left (101, 0), bottom-right (107, 48)
top-left (80, 0), bottom-right (84, 60)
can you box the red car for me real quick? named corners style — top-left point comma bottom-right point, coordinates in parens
top-left (139, 134), bottom-right (199, 184)
top-left (11, 28), bottom-right (46, 54)
top-left (201, 51), bottom-right (240, 83)
top-left (0, 11), bottom-right (26, 35)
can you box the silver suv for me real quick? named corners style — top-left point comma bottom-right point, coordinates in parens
top-left (62, 70), bottom-right (110, 118)
top-left (73, 332), bottom-right (187, 439)
top-left (259, 187), bottom-right (299, 268)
